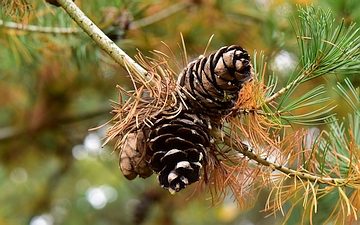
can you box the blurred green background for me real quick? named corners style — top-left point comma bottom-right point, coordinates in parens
top-left (0, 0), bottom-right (359, 224)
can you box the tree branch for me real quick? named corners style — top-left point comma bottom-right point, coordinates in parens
top-left (0, 19), bottom-right (82, 33)
top-left (56, 0), bottom-right (147, 76)
top-left (256, 70), bottom-right (309, 108)
top-left (220, 133), bottom-right (346, 187)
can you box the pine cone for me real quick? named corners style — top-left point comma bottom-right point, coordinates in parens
top-left (147, 112), bottom-right (212, 194)
top-left (177, 45), bottom-right (253, 118)
top-left (120, 129), bottom-right (153, 180)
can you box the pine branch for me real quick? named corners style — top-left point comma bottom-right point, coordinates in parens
top-left (0, 19), bottom-right (82, 33)
top-left (56, 0), bottom-right (147, 76)
top-left (256, 66), bottom-right (311, 108)
top-left (220, 134), bottom-right (342, 185)
top-left (219, 88), bottom-right (359, 222)
top-left (253, 5), bottom-right (360, 126)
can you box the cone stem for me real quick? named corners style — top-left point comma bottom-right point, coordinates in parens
top-left (56, 0), bottom-right (147, 76)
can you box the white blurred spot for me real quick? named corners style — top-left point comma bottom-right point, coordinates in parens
top-left (73, 128), bottom-right (112, 161)
top-left (95, 123), bottom-right (110, 139)
top-left (86, 185), bottom-right (118, 209)
top-left (72, 145), bottom-right (88, 160)
top-left (255, 0), bottom-right (272, 11)
top-left (273, 50), bottom-right (297, 74)
top-left (305, 127), bottom-right (321, 149)
top-left (86, 187), bottom-right (107, 209)
top-left (84, 133), bottom-right (102, 156)
top-left (101, 185), bottom-right (118, 203)
top-left (10, 167), bottom-right (28, 184)
top-left (30, 214), bottom-right (54, 225)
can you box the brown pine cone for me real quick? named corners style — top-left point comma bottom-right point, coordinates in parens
top-left (147, 112), bottom-right (212, 193)
top-left (120, 129), bottom-right (153, 180)
top-left (177, 45), bottom-right (253, 119)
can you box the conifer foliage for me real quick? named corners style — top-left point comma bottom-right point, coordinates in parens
top-left (2, 0), bottom-right (359, 224)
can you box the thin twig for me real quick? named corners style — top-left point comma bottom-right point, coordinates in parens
top-left (0, 19), bottom-right (82, 33)
top-left (0, 2), bottom-right (188, 33)
top-left (56, 0), bottom-right (147, 76)
top-left (256, 68), bottom-right (310, 108)
top-left (220, 134), bottom-right (345, 186)
top-left (259, 35), bottom-right (357, 108)
top-left (236, 108), bottom-right (275, 117)
top-left (129, 2), bottom-right (189, 30)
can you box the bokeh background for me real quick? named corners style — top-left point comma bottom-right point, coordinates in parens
top-left (1, 0), bottom-right (359, 224)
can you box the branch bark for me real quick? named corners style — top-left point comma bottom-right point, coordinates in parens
top-left (220, 133), bottom-right (346, 187)
top-left (0, 19), bottom-right (82, 33)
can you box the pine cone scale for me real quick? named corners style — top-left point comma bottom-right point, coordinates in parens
top-left (148, 133), bottom-right (173, 151)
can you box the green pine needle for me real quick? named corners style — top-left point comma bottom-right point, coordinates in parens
top-left (334, 78), bottom-right (360, 114)
top-left (293, 5), bottom-right (360, 79)
top-left (280, 104), bottom-right (337, 125)
top-left (280, 85), bottom-right (329, 112)
top-left (310, 78), bottom-right (359, 180)
top-left (265, 5), bottom-right (360, 126)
